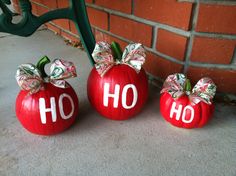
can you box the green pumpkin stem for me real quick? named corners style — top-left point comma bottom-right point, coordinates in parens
top-left (36, 56), bottom-right (51, 78)
top-left (111, 41), bottom-right (123, 61)
top-left (185, 79), bottom-right (192, 94)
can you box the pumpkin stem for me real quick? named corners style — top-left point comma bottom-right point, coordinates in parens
top-left (185, 79), bottom-right (192, 95)
top-left (36, 56), bottom-right (51, 78)
top-left (111, 41), bottom-right (123, 61)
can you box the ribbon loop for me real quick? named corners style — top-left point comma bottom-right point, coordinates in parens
top-left (160, 73), bottom-right (186, 98)
top-left (122, 43), bottom-right (146, 72)
top-left (92, 42), bottom-right (146, 77)
top-left (16, 64), bottom-right (43, 94)
top-left (160, 73), bottom-right (216, 105)
top-left (190, 77), bottom-right (216, 104)
top-left (49, 59), bottom-right (77, 88)
top-left (16, 58), bottom-right (77, 94)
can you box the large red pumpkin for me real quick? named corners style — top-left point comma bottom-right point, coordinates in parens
top-left (88, 65), bottom-right (148, 120)
top-left (16, 83), bottom-right (79, 135)
top-left (160, 73), bottom-right (216, 129)
top-left (15, 56), bottom-right (79, 135)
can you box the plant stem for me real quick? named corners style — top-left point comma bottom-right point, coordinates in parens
top-left (111, 41), bottom-right (123, 61)
top-left (36, 56), bottom-right (50, 78)
top-left (185, 79), bottom-right (192, 95)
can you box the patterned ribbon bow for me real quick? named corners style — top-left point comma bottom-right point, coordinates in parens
top-left (160, 73), bottom-right (217, 105)
top-left (92, 41), bottom-right (146, 77)
top-left (16, 58), bottom-right (77, 94)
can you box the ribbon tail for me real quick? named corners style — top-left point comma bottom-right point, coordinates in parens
top-left (50, 79), bottom-right (67, 88)
top-left (95, 62), bottom-right (115, 77)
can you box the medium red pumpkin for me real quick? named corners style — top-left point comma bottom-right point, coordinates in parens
top-left (87, 65), bottom-right (148, 120)
top-left (16, 82), bottom-right (79, 135)
top-left (160, 92), bottom-right (214, 128)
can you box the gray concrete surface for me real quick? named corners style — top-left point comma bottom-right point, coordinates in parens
top-left (0, 29), bottom-right (236, 176)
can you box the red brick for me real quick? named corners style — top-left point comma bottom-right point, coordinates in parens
top-left (96, 0), bottom-right (132, 14)
top-left (34, 4), bottom-right (48, 16)
top-left (31, 3), bottom-right (38, 15)
top-left (94, 30), bottom-right (129, 50)
top-left (196, 4), bottom-right (236, 34)
top-left (12, 0), bottom-right (19, 5)
top-left (134, 0), bottom-right (192, 30)
top-left (13, 4), bottom-right (21, 13)
top-left (85, 0), bottom-right (93, 3)
top-left (41, 0), bottom-right (57, 9)
top-left (87, 7), bottom-right (108, 30)
top-left (110, 15), bottom-right (152, 47)
top-left (191, 37), bottom-right (236, 64)
top-left (70, 21), bottom-right (78, 34)
top-left (31, 0), bottom-right (41, 4)
top-left (156, 29), bottom-right (188, 61)
top-left (57, 0), bottom-right (69, 8)
top-left (61, 31), bottom-right (80, 42)
top-left (53, 19), bottom-right (70, 31)
top-left (187, 67), bottom-right (236, 94)
top-left (143, 52), bottom-right (183, 79)
top-left (45, 23), bottom-right (61, 35)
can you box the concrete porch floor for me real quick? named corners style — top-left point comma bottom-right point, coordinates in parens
top-left (0, 29), bottom-right (236, 176)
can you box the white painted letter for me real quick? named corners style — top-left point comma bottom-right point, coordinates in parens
top-left (122, 84), bottom-right (138, 109)
top-left (170, 102), bottom-right (182, 120)
top-left (103, 83), bottom-right (120, 108)
top-left (59, 93), bottom-right (75, 120)
top-left (182, 106), bottom-right (194, 123)
top-left (39, 97), bottom-right (57, 124)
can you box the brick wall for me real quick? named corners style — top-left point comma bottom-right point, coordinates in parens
top-left (13, 0), bottom-right (236, 94)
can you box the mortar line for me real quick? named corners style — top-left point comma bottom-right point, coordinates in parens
top-left (30, 1), bottom-right (50, 10)
top-left (230, 47), bottom-right (236, 65)
top-left (193, 31), bottom-right (236, 40)
top-left (183, 2), bottom-right (199, 73)
top-left (131, 0), bottom-right (135, 15)
top-left (178, 0), bottom-right (236, 6)
top-left (189, 61), bottom-right (236, 69)
top-left (49, 22), bottom-right (80, 39)
top-left (151, 26), bottom-right (158, 50)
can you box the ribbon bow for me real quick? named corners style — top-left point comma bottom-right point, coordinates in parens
top-left (160, 73), bottom-right (217, 105)
top-left (16, 57), bottom-right (77, 94)
top-left (92, 41), bottom-right (146, 77)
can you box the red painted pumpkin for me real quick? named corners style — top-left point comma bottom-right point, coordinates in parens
top-left (16, 83), bottom-right (79, 135)
top-left (160, 73), bottom-right (216, 129)
top-left (160, 93), bottom-right (214, 128)
top-left (15, 56), bottom-right (79, 135)
top-left (88, 65), bottom-right (148, 120)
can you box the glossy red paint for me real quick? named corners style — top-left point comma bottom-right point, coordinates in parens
top-left (160, 92), bottom-right (214, 128)
top-left (15, 82), bottom-right (79, 135)
top-left (87, 65), bottom-right (148, 120)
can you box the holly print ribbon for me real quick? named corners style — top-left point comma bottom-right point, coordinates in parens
top-left (92, 41), bottom-right (146, 77)
top-left (16, 57), bottom-right (77, 94)
top-left (160, 73), bottom-right (216, 105)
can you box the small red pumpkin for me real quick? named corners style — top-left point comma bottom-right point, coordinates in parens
top-left (160, 73), bottom-right (216, 128)
top-left (87, 41), bottom-right (148, 120)
top-left (15, 56), bottom-right (79, 135)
